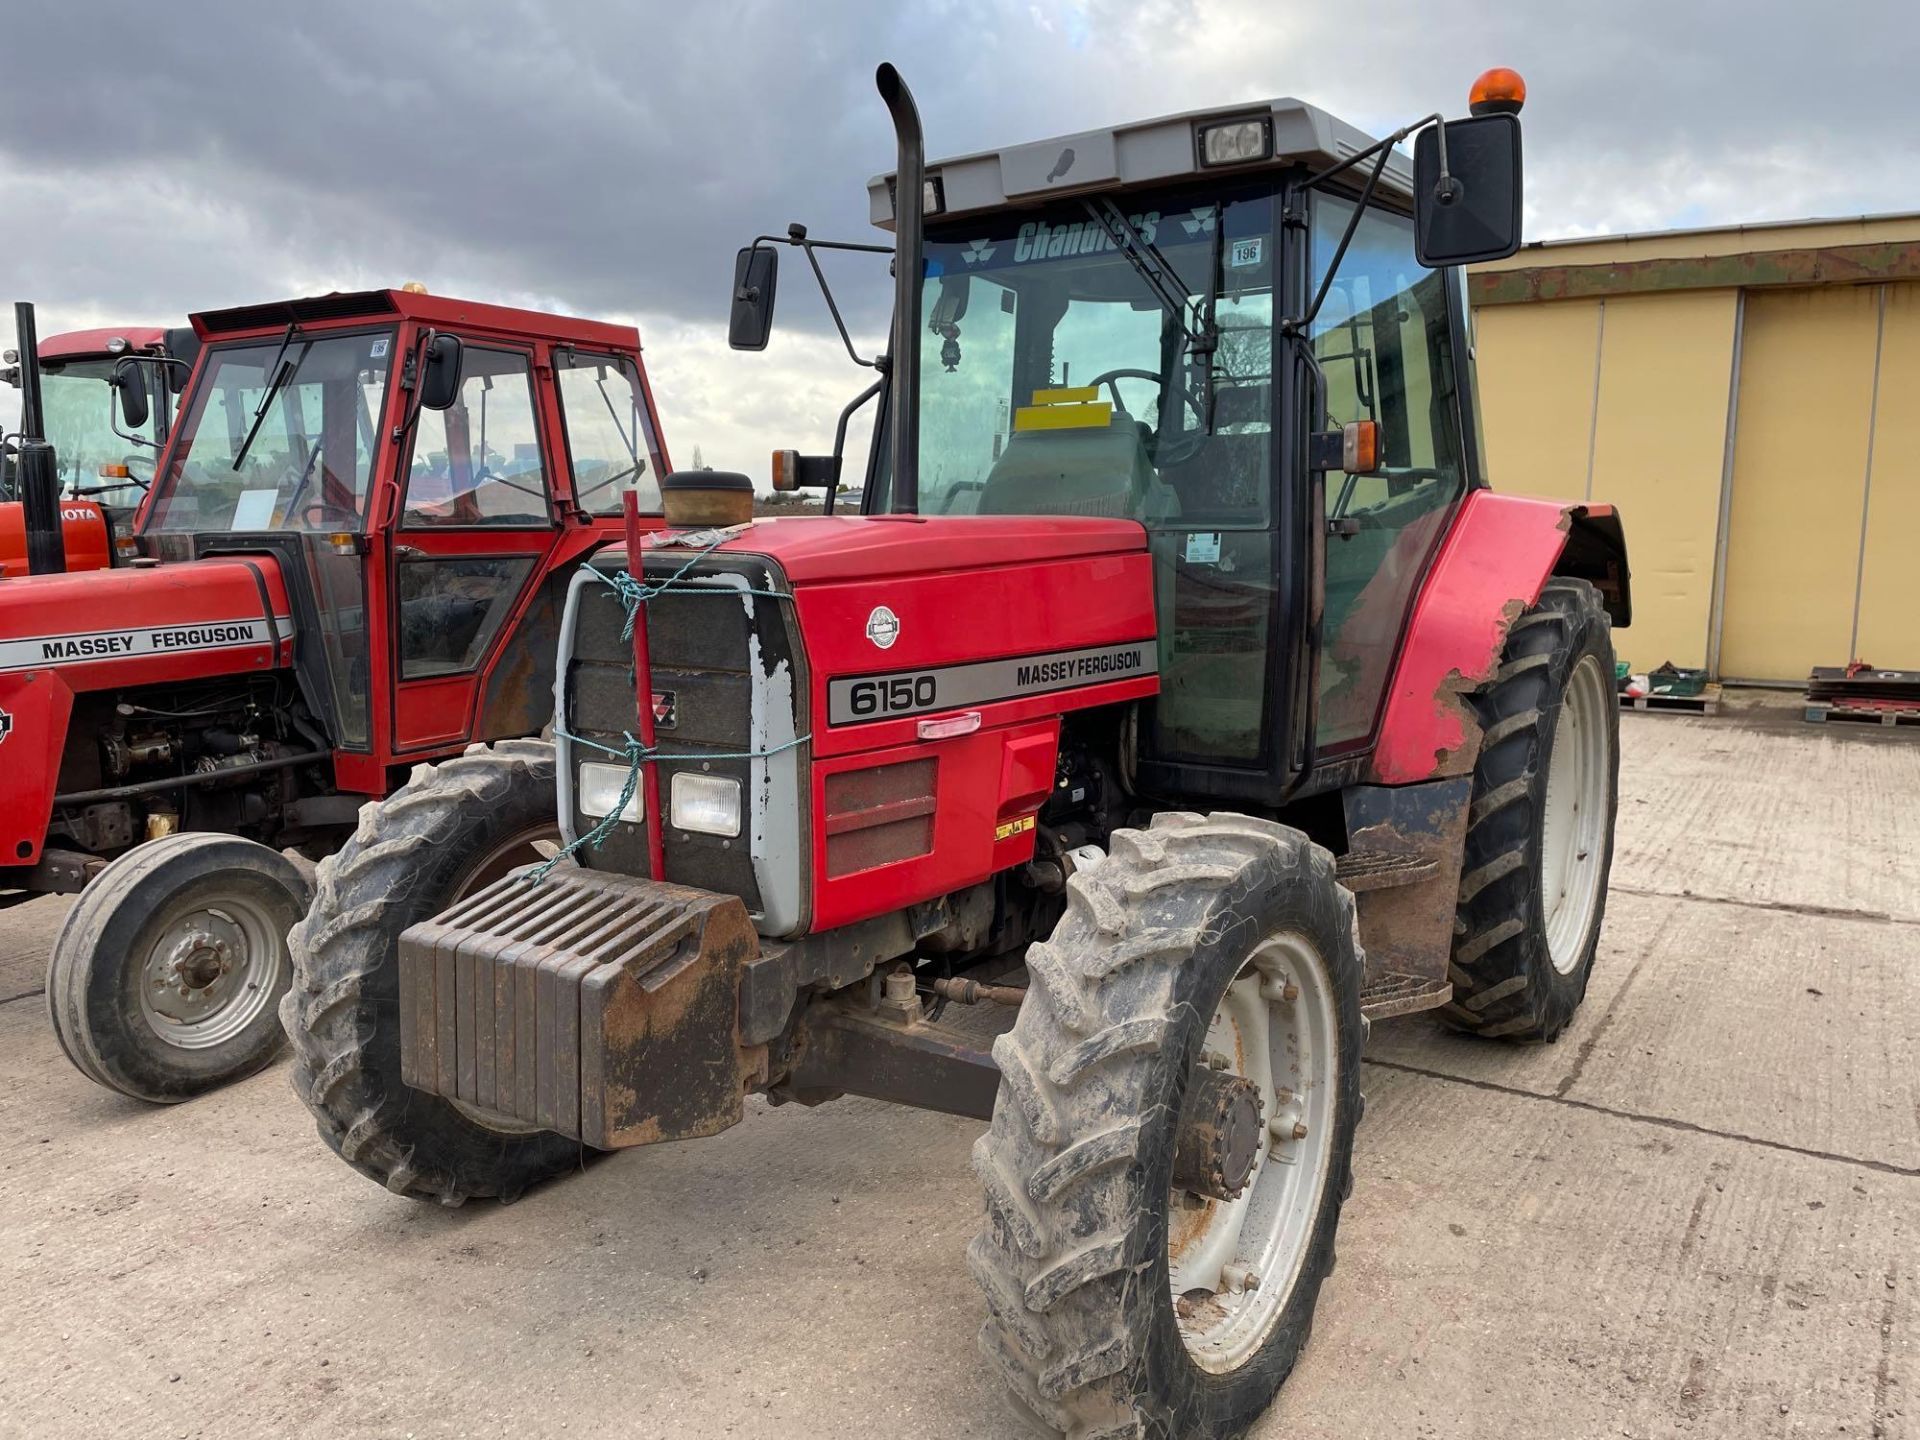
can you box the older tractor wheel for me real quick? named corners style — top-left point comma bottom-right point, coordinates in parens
top-left (280, 739), bottom-right (589, 1205)
top-left (47, 833), bottom-right (311, 1103)
top-left (968, 812), bottom-right (1364, 1440)
top-left (1445, 577), bottom-right (1619, 1042)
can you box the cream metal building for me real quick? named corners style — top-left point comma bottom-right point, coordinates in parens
top-left (1468, 214), bottom-right (1920, 683)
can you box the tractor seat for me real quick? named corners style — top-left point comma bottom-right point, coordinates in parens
top-left (975, 413), bottom-right (1167, 520)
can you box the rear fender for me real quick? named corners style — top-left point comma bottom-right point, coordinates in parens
top-left (0, 669), bottom-right (76, 866)
top-left (1366, 491), bottom-right (1630, 785)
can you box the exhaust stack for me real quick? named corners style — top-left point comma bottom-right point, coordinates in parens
top-left (12, 303), bottom-right (64, 575)
top-left (876, 64), bottom-right (924, 515)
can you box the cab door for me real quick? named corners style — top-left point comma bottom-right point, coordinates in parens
top-left (1308, 192), bottom-right (1472, 753)
top-left (387, 340), bottom-right (561, 751)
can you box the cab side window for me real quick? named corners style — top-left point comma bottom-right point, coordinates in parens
top-left (554, 352), bottom-right (664, 515)
top-left (1311, 195), bottom-right (1465, 749)
top-left (403, 347), bottom-right (553, 527)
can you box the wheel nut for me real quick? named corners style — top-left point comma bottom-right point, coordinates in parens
top-left (1202, 1049), bottom-right (1232, 1071)
top-left (1292, 1121), bottom-right (1309, 1140)
top-left (1260, 976), bottom-right (1299, 1003)
top-left (1221, 1264), bottom-right (1260, 1293)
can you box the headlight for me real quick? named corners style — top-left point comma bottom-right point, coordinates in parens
top-left (578, 761), bottom-right (643, 822)
top-left (670, 772), bottom-right (741, 838)
top-left (1198, 117), bottom-right (1272, 167)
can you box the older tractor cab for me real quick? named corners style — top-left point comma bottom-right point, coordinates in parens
top-left (286, 68), bottom-right (1628, 1438)
top-left (3, 287), bottom-right (671, 1102)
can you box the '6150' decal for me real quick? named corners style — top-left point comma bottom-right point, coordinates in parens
top-left (827, 640), bottom-right (1156, 727)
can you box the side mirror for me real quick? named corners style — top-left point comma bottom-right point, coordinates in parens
top-left (1412, 113), bottom-right (1522, 267)
top-left (112, 359), bottom-right (151, 431)
top-left (420, 333), bottom-right (465, 410)
top-left (728, 246), bottom-right (779, 351)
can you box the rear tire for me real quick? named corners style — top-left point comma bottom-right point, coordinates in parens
top-left (280, 740), bottom-right (588, 1205)
top-left (47, 833), bottom-right (310, 1103)
top-left (969, 812), bottom-right (1365, 1439)
top-left (1445, 577), bottom-right (1618, 1041)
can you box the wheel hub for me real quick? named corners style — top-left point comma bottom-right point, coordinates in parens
top-left (139, 902), bottom-right (282, 1048)
top-left (1172, 1066), bottom-right (1265, 1201)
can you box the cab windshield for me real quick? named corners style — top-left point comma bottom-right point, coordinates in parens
top-left (147, 329), bottom-right (394, 533)
top-left (42, 356), bottom-right (167, 500)
top-left (886, 183), bottom-right (1278, 528)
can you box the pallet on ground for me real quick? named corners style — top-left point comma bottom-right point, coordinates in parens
top-left (1621, 682), bottom-right (1721, 716)
top-left (1803, 701), bottom-right (1920, 728)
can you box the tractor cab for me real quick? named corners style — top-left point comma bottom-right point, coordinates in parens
top-left (125, 288), bottom-right (670, 779)
top-left (849, 91), bottom-right (1526, 802)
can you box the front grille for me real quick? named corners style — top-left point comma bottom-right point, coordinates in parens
top-left (558, 549), bottom-right (808, 935)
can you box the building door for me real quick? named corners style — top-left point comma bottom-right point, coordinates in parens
top-left (1719, 286), bottom-right (1888, 681)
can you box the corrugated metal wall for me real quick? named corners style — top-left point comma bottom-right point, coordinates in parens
top-left (1474, 262), bottom-right (1920, 682)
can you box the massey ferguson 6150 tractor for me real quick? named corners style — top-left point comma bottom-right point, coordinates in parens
top-left (285, 67), bottom-right (1628, 1437)
top-left (0, 286), bottom-right (672, 1102)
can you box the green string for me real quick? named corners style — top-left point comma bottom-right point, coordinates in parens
top-left (528, 534), bottom-right (812, 881)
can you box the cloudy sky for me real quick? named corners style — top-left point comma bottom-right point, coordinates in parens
top-left (5, 1), bottom-right (1916, 481)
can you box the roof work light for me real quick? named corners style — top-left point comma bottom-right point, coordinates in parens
top-left (1469, 67), bottom-right (1527, 116)
top-left (1198, 116), bottom-right (1273, 167)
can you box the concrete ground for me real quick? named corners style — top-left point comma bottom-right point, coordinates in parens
top-left (0, 692), bottom-right (1913, 1439)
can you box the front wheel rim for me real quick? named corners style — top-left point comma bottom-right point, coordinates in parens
top-left (1540, 653), bottom-right (1611, 974)
top-left (1167, 931), bottom-right (1340, 1373)
top-left (139, 896), bottom-right (287, 1049)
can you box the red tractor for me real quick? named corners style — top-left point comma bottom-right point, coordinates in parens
top-left (284, 67), bottom-right (1629, 1437)
top-left (0, 304), bottom-right (196, 576)
top-left (1, 287), bottom-right (672, 1102)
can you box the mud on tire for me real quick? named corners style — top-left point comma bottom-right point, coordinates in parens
top-left (280, 739), bottom-right (589, 1205)
top-left (1445, 577), bottom-right (1619, 1041)
top-left (968, 812), bottom-right (1365, 1440)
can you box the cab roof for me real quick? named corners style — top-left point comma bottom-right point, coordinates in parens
top-left (868, 96), bottom-right (1410, 229)
top-left (188, 288), bottom-right (642, 353)
top-left (40, 326), bottom-right (171, 360)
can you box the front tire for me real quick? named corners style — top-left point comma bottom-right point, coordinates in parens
top-left (1446, 577), bottom-right (1619, 1041)
top-left (969, 812), bottom-right (1365, 1439)
top-left (280, 740), bottom-right (588, 1204)
top-left (47, 833), bottom-right (310, 1103)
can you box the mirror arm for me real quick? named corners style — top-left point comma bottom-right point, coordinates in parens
top-left (1283, 138), bottom-right (1398, 336)
top-left (390, 327), bottom-right (438, 443)
top-left (748, 230), bottom-right (893, 371)
top-left (824, 374), bottom-right (886, 516)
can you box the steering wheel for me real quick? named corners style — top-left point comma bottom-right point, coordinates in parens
top-left (297, 500), bottom-right (360, 530)
top-left (1085, 367), bottom-right (1211, 467)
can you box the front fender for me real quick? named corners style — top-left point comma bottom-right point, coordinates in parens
top-left (0, 669), bottom-right (75, 867)
top-left (1365, 492), bottom-right (1629, 785)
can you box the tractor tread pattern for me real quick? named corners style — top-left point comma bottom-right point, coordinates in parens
top-left (967, 812), bottom-right (1364, 1439)
top-left (1445, 578), bottom-right (1617, 1042)
top-left (279, 741), bottom-right (585, 1205)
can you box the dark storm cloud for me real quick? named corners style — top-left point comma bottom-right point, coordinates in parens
top-left (4, 0), bottom-right (1916, 339)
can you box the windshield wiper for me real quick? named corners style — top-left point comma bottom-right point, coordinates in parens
top-left (1081, 198), bottom-right (1222, 429)
top-left (230, 324), bottom-right (301, 472)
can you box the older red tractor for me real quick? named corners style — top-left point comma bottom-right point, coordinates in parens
top-left (1, 287), bottom-right (672, 1102)
top-left (285, 67), bottom-right (1628, 1437)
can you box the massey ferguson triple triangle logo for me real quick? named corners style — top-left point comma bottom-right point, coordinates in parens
top-left (962, 239), bottom-right (996, 266)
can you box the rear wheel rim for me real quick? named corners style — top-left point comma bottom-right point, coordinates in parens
top-left (1540, 653), bottom-right (1611, 974)
top-left (443, 824), bottom-right (565, 1136)
top-left (1167, 931), bottom-right (1339, 1373)
top-left (139, 895), bottom-right (286, 1050)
